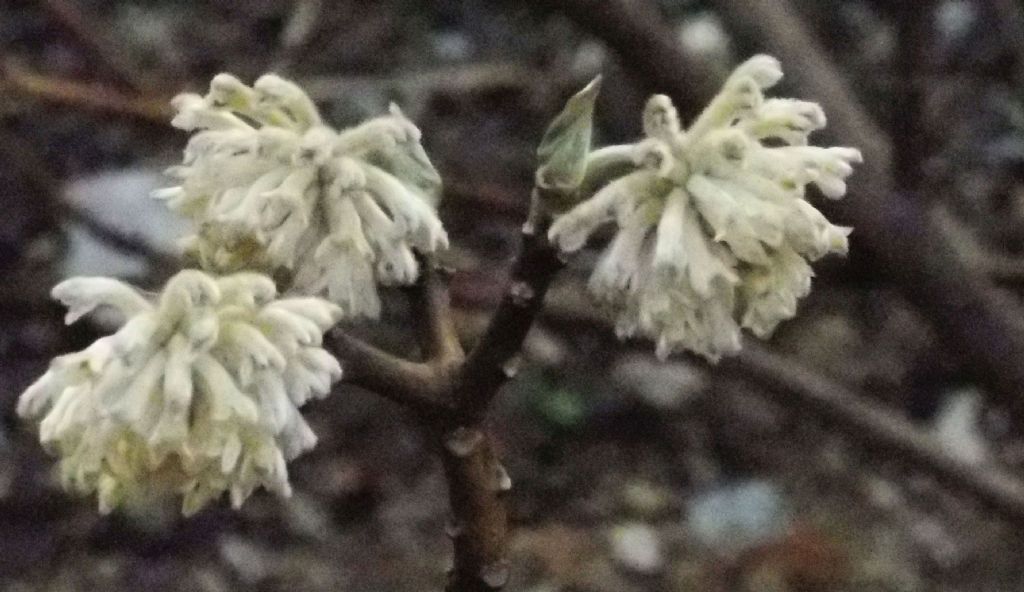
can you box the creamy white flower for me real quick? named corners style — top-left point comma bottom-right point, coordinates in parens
top-left (549, 55), bottom-right (861, 361)
top-left (18, 270), bottom-right (343, 515)
top-left (156, 73), bottom-right (448, 318)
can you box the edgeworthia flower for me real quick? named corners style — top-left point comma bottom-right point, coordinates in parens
top-left (155, 73), bottom-right (448, 318)
top-left (548, 55), bottom-right (862, 361)
top-left (17, 270), bottom-right (343, 515)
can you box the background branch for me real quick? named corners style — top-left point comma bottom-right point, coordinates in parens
top-left (721, 342), bottom-right (1024, 525)
top-left (38, 0), bottom-right (156, 93)
top-left (711, 0), bottom-right (1024, 416)
top-left (529, 0), bottom-right (718, 116)
top-left (1, 62), bottom-right (171, 124)
top-left (0, 124), bottom-right (179, 278)
top-left (892, 0), bottom-right (935, 191)
top-left (511, 284), bottom-right (1024, 528)
top-left (535, 0), bottom-right (1024, 419)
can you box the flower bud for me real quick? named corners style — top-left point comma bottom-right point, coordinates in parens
top-left (535, 77), bottom-right (602, 205)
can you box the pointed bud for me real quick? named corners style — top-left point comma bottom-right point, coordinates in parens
top-left (535, 77), bottom-right (602, 203)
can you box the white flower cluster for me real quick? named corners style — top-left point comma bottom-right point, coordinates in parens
top-left (17, 270), bottom-right (342, 515)
top-left (20, 73), bottom-right (452, 515)
top-left (155, 73), bottom-right (449, 318)
top-left (549, 55), bottom-right (861, 361)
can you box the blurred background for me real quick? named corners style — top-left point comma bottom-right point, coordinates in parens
top-left (3, 0), bottom-right (1024, 590)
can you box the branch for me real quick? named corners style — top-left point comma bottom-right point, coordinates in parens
top-left (299, 62), bottom-right (538, 104)
top-left (2, 62), bottom-right (172, 124)
top-left (510, 281), bottom-right (1024, 527)
top-left (932, 206), bottom-right (1024, 287)
top-left (720, 342), bottom-right (1024, 525)
top-left (0, 121), bottom-right (180, 280)
top-left (710, 0), bottom-right (1024, 416)
top-left (892, 0), bottom-right (935, 191)
top-left (38, 0), bottom-right (155, 93)
top-left (439, 426), bottom-right (510, 592)
top-left (536, 0), bottom-right (1024, 418)
top-left (325, 188), bottom-right (564, 592)
top-left (456, 206), bottom-right (565, 421)
top-left (326, 330), bottom-right (447, 415)
top-left (530, 0), bottom-right (719, 116)
top-left (435, 188), bottom-right (566, 591)
top-left (405, 260), bottom-right (465, 366)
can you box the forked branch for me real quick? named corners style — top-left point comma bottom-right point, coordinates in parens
top-left (326, 188), bottom-right (565, 591)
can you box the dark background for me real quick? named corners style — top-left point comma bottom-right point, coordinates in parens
top-left (2, 0), bottom-right (1024, 590)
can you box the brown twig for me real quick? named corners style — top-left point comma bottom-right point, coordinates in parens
top-left (438, 426), bottom-right (511, 592)
top-left (720, 342), bottom-right (1024, 525)
top-left (405, 261), bottom-right (465, 367)
top-left (326, 254), bottom-right (471, 415)
top-left (434, 201), bottom-right (564, 592)
top-left (456, 209), bottom-right (565, 422)
top-left (402, 254), bottom-right (512, 592)
top-left (323, 192), bottom-right (566, 592)
top-left (1, 62), bottom-right (172, 124)
top-left (38, 0), bottom-right (154, 93)
top-left (538, 0), bottom-right (1024, 418)
top-left (326, 330), bottom-right (447, 415)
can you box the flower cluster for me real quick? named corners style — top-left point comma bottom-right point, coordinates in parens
top-left (19, 73), bottom-right (454, 515)
top-left (18, 270), bottom-right (343, 514)
top-left (155, 73), bottom-right (449, 318)
top-left (549, 55), bottom-right (861, 361)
